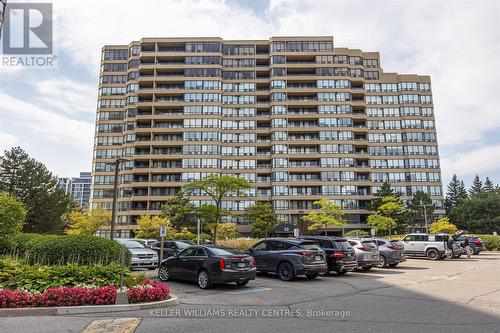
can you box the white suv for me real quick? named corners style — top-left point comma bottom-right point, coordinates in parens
top-left (400, 233), bottom-right (450, 260)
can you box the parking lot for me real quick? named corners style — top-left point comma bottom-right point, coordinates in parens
top-left (2, 252), bottom-right (499, 333)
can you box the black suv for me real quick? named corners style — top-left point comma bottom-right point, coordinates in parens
top-left (246, 239), bottom-right (327, 281)
top-left (299, 236), bottom-right (358, 275)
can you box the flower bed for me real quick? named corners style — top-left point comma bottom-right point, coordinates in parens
top-left (0, 280), bottom-right (170, 308)
top-left (128, 280), bottom-right (170, 304)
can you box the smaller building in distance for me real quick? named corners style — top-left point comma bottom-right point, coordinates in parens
top-left (57, 172), bottom-right (92, 208)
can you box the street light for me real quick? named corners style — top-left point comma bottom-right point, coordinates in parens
top-left (110, 158), bottom-right (131, 240)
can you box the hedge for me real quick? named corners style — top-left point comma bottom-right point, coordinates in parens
top-left (477, 235), bottom-right (500, 251)
top-left (4, 234), bottom-right (131, 266)
top-left (0, 258), bottom-right (143, 293)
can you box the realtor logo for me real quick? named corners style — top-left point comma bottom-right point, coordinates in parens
top-left (3, 2), bottom-right (52, 54)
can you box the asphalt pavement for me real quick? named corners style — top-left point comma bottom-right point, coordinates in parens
top-left (1, 252), bottom-right (500, 333)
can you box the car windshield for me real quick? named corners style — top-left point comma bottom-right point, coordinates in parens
top-left (120, 240), bottom-right (144, 249)
top-left (209, 247), bottom-right (237, 256)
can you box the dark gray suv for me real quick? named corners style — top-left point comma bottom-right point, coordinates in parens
top-left (370, 238), bottom-right (406, 268)
top-left (246, 239), bottom-right (327, 281)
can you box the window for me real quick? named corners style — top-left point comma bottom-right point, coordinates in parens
top-left (185, 42), bottom-right (222, 53)
top-left (103, 49), bottom-right (128, 60)
top-left (101, 63), bottom-right (127, 72)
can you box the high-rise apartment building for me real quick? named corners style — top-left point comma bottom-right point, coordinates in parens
top-left (91, 36), bottom-right (444, 238)
top-left (58, 172), bottom-right (92, 208)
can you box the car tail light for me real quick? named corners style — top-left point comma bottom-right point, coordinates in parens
top-left (329, 252), bottom-right (344, 259)
top-left (296, 250), bottom-right (311, 256)
top-left (252, 256), bottom-right (256, 267)
top-left (474, 239), bottom-right (481, 245)
top-left (219, 257), bottom-right (225, 270)
top-left (357, 245), bottom-right (368, 251)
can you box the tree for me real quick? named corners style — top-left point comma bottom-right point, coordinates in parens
top-left (469, 174), bottom-right (483, 197)
top-left (245, 202), bottom-right (277, 238)
top-left (196, 204), bottom-right (230, 235)
top-left (160, 190), bottom-right (195, 231)
top-left (64, 207), bottom-right (111, 236)
top-left (0, 192), bottom-right (26, 237)
top-left (445, 174), bottom-right (467, 213)
top-left (0, 147), bottom-right (73, 234)
top-left (406, 191), bottom-right (435, 228)
top-left (216, 223), bottom-right (240, 240)
top-left (429, 217), bottom-right (457, 234)
top-left (184, 175), bottom-right (252, 245)
top-left (449, 189), bottom-right (500, 233)
top-left (135, 215), bottom-right (170, 239)
top-left (484, 177), bottom-right (495, 192)
top-left (367, 196), bottom-right (405, 235)
top-left (371, 181), bottom-right (402, 210)
top-left (302, 197), bottom-right (345, 235)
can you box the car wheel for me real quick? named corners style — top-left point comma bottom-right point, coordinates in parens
top-left (305, 272), bottom-right (319, 280)
top-left (335, 270), bottom-right (348, 275)
top-left (377, 255), bottom-right (387, 268)
top-left (426, 249), bottom-right (439, 260)
top-left (467, 247), bottom-right (475, 256)
top-left (452, 253), bottom-right (462, 259)
top-left (278, 262), bottom-right (296, 281)
top-left (158, 265), bottom-right (170, 282)
top-left (319, 270), bottom-right (330, 277)
top-left (361, 266), bottom-right (372, 271)
top-left (473, 249), bottom-right (480, 255)
top-left (388, 263), bottom-right (398, 267)
top-left (197, 270), bottom-right (212, 289)
top-left (236, 279), bottom-right (249, 287)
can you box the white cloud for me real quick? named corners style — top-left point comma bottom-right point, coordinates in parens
top-left (441, 144), bottom-right (500, 182)
top-left (0, 132), bottom-right (19, 153)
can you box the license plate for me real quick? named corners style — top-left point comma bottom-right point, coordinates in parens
top-left (315, 256), bottom-right (322, 261)
top-left (237, 262), bottom-right (247, 268)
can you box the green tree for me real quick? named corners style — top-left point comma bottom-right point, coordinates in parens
top-left (445, 174), bottom-right (468, 213)
top-left (196, 204), bottom-right (230, 236)
top-left (160, 190), bottom-right (195, 231)
top-left (184, 175), bottom-right (252, 245)
top-left (371, 181), bottom-right (402, 210)
top-left (449, 189), bottom-right (500, 233)
top-left (245, 202), bottom-right (277, 238)
top-left (484, 177), bottom-right (495, 192)
top-left (0, 192), bottom-right (27, 248)
top-left (368, 196), bottom-right (405, 235)
top-left (0, 147), bottom-right (72, 234)
top-left (406, 191), bottom-right (435, 229)
top-left (217, 223), bottom-right (240, 240)
top-left (429, 217), bottom-right (458, 234)
top-left (469, 174), bottom-right (484, 197)
top-left (64, 207), bottom-right (111, 236)
top-left (135, 215), bottom-right (170, 239)
top-left (302, 197), bottom-right (345, 235)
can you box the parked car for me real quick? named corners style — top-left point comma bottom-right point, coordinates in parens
top-left (400, 233), bottom-right (450, 260)
top-left (246, 239), bottom-right (327, 281)
top-left (151, 240), bottom-right (192, 259)
top-left (298, 236), bottom-right (357, 275)
top-left (158, 245), bottom-right (256, 289)
top-left (457, 236), bottom-right (485, 255)
top-left (347, 238), bottom-right (380, 271)
top-left (115, 239), bottom-right (158, 270)
top-left (134, 239), bottom-right (158, 248)
top-left (370, 238), bottom-right (406, 267)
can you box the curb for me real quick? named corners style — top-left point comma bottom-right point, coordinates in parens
top-left (0, 294), bottom-right (179, 317)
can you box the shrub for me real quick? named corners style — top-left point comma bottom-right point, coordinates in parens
top-left (0, 259), bottom-right (143, 293)
top-left (477, 234), bottom-right (500, 251)
top-left (127, 280), bottom-right (170, 304)
top-left (7, 234), bottom-right (131, 266)
top-left (344, 229), bottom-right (370, 237)
top-left (0, 193), bottom-right (27, 252)
top-left (0, 289), bottom-right (32, 308)
top-left (218, 238), bottom-right (260, 250)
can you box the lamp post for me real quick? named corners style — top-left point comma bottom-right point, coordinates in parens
top-left (420, 204), bottom-right (428, 233)
top-left (110, 158), bottom-right (130, 240)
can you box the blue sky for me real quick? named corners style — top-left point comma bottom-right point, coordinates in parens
top-left (1, 0), bottom-right (499, 190)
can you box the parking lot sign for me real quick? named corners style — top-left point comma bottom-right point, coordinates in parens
top-left (293, 228), bottom-right (299, 237)
top-left (160, 226), bottom-right (167, 237)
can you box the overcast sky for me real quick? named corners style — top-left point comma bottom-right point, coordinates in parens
top-left (0, 0), bottom-right (499, 188)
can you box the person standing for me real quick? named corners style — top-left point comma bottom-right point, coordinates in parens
top-left (464, 236), bottom-right (471, 259)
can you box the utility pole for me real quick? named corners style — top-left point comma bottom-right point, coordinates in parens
top-left (421, 204), bottom-right (428, 233)
top-left (109, 159), bottom-right (121, 240)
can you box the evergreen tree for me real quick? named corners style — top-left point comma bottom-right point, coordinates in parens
top-left (0, 147), bottom-right (73, 234)
top-left (406, 191), bottom-right (435, 229)
top-left (469, 174), bottom-right (483, 197)
top-left (444, 174), bottom-right (462, 213)
top-left (371, 181), bottom-right (402, 210)
top-left (484, 177), bottom-right (495, 192)
top-left (458, 181), bottom-right (468, 200)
